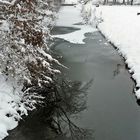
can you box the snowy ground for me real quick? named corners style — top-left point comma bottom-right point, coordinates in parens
top-left (53, 6), bottom-right (97, 44)
top-left (64, 0), bottom-right (78, 4)
top-left (0, 75), bottom-right (27, 140)
top-left (82, 3), bottom-right (140, 98)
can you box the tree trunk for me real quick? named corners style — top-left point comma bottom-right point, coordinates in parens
top-left (123, 0), bottom-right (126, 4)
top-left (113, 0), bottom-right (117, 5)
top-left (131, 0), bottom-right (133, 5)
top-left (103, 0), bottom-right (107, 5)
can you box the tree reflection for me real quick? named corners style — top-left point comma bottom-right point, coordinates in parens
top-left (41, 78), bottom-right (94, 140)
top-left (113, 63), bottom-right (124, 77)
top-left (5, 78), bottom-right (94, 140)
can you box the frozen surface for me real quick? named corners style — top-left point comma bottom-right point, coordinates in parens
top-left (53, 6), bottom-right (97, 44)
top-left (82, 4), bottom-right (140, 98)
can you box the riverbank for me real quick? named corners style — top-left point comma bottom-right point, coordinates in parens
top-left (0, 76), bottom-right (27, 140)
top-left (5, 5), bottom-right (140, 140)
top-left (81, 3), bottom-right (140, 99)
top-left (0, 1), bottom-right (60, 139)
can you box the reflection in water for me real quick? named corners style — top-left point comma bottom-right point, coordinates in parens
top-left (113, 63), bottom-right (140, 106)
top-left (51, 78), bottom-right (94, 140)
top-left (113, 64), bottom-right (124, 77)
top-left (51, 26), bottom-right (80, 35)
top-left (5, 78), bottom-right (94, 140)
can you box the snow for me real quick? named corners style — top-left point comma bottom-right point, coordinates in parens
top-left (53, 6), bottom-right (97, 44)
top-left (0, 0), bottom-right (10, 5)
top-left (0, 0), bottom-right (20, 6)
top-left (0, 1), bottom-right (60, 140)
top-left (0, 20), bottom-right (9, 31)
top-left (37, 48), bottom-right (53, 61)
top-left (82, 3), bottom-right (140, 98)
top-left (64, 0), bottom-right (78, 4)
top-left (0, 75), bottom-right (27, 140)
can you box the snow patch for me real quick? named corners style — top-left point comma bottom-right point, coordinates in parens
top-left (53, 6), bottom-right (97, 44)
top-left (0, 75), bottom-right (27, 140)
top-left (53, 25), bottom-right (96, 44)
top-left (64, 0), bottom-right (78, 4)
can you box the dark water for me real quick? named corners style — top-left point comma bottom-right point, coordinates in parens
top-left (5, 27), bottom-right (140, 140)
top-left (51, 26), bottom-right (80, 35)
top-left (53, 30), bottom-right (140, 140)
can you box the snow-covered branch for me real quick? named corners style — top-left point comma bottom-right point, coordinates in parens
top-left (0, 0), bottom-right (62, 139)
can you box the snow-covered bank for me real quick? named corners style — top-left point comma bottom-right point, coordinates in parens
top-left (0, 0), bottom-right (60, 139)
top-left (0, 75), bottom-right (27, 140)
top-left (82, 3), bottom-right (140, 98)
top-left (53, 6), bottom-right (97, 44)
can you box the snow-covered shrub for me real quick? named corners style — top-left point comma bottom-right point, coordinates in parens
top-left (0, 0), bottom-right (62, 139)
top-left (81, 0), bottom-right (103, 26)
top-left (0, 0), bottom-right (63, 109)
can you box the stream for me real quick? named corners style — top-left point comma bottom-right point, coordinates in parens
top-left (5, 26), bottom-right (140, 140)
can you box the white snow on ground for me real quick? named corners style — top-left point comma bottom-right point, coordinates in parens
top-left (0, 75), bottom-right (27, 140)
top-left (82, 3), bottom-right (140, 98)
top-left (53, 6), bottom-right (97, 44)
top-left (64, 0), bottom-right (78, 4)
